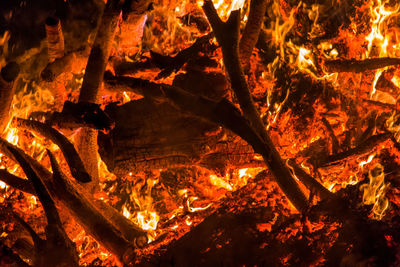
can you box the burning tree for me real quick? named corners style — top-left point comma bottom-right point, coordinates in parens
top-left (1, 0), bottom-right (400, 266)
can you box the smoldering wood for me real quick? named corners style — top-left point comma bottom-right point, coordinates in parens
top-left (76, 0), bottom-right (124, 189)
top-left (40, 52), bottom-right (75, 82)
top-left (46, 100), bottom-right (115, 132)
top-left (47, 150), bottom-right (136, 264)
top-left (317, 133), bottom-right (391, 167)
top-left (321, 117), bottom-right (340, 153)
top-left (203, 0), bottom-right (308, 212)
top-left (0, 240), bottom-right (30, 267)
top-left (0, 169), bottom-right (35, 195)
top-left (0, 138), bottom-right (147, 261)
top-left (239, 0), bottom-right (268, 68)
top-left (15, 118), bottom-right (91, 183)
top-left (0, 62), bottom-right (20, 133)
top-left (8, 146), bottom-right (80, 267)
top-left (45, 16), bottom-right (65, 62)
top-left (325, 57), bottom-right (400, 73)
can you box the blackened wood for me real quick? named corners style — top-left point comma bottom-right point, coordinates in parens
top-left (0, 169), bottom-right (35, 195)
top-left (325, 58), bottom-right (400, 73)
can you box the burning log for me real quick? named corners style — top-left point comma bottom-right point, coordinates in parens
top-left (40, 52), bottom-right (75, 82)
top-left (47, 150), bottom-right (136, 264)
top-left (325, 57), bottom-right (400, 73)
top-left (0, 138), bottom-right (147, 262)
top-left (0, 62), bottom-right (20, 133)
top-left (239, 0), bottom-right (268, 68)
top-left (76, 0), bottom-right (124, 188)
top-left (15, 118), bottom-right (91, 183)
top-left (321, 117), bottom-right (340, 153)
top-left (7, 145), bottom-right (79, 267)
top-left (45, 17), bottom-right (64, 62)
top-left (202, 1), bottom-right (308, 212)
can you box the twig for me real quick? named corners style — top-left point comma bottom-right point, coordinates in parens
top-left (325, 57), bottom-right (400, 73)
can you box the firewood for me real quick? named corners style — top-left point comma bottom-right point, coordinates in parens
top-left (0, 62), bottom-right (20, 134)
top-left (40, 52), bottom-right (75, 82)
top-left (325, 57), bottom-right (400, 73)
top-left (317, 133), bottom-right (391, 167)
top-left (77, 0), bottom-right (124, 189)
top-left (8, 146), bottom-right (80, 267)
top-left (239, 0), bottom-right (268, 68)
top-left (47, 150), bottom-right (136, 264)
top-left (0, 169), bottom-right (35, 195)
top-left (202, 0), bottom-right (309, 212)
top-left (45, 17), bottom-right (64, 62)
top-left (46, 100), bottom-right (115, 131)
top-left (0, 138), bottom-right (147, 261)
top-left (15, 118), bottom-right (91, 183)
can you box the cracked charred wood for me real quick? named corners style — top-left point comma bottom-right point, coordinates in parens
top-left (47, 150), bottom-right (136, 264)
top-left (202, 1), bottom-right (308, 212)
top-left (325, 57), bottom-right (400, 73)
top-left (317, 133), bottom-right (391, 167)
top-left (0, 62), bottom-right (20, 134)
top-left (102, 70), bottom-right (262, 176)
top-left (45, 17), bottom-right (64, 62)
top-left (46, 100), bottom-right (115, 132)
top-left (8, 146), bottom-right (79, 267)
top-left (15, 118), bottom-right (91, 183)
top-left (0, 138), bottom-right (147, 259)
top-left (76, 0), bottom-right (124, 190)
top-left (0, 169), bottom-right (35, 195)
top-left (40, 52), bottom-right (75, 82)
top-left (239, 0), bottom-right (268, 68)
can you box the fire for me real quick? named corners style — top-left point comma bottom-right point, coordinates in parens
top-left (360, 163), bottom-right (389, 220)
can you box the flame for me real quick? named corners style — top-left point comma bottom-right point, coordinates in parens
top-left (360, 163), bottom-right (389, 219)
top-left (137, 210), bottom-right (159, 231)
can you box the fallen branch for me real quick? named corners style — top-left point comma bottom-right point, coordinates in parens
top-left (325, 57), bottom-right (400, 73)
top-left (202, 1), bottom-right (308, 212)
top-left (15, 118), bottom-right (91, 183)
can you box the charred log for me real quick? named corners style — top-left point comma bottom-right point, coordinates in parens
top-left (325, 57), bottom-right (400, 73)
top-left (0, 62), bottom-right (20, 133)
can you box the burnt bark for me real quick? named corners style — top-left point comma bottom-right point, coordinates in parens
top-left (0, 62), bottom-right (20, 133)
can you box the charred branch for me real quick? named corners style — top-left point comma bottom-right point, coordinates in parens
top-left (15, 118), bottom-right (91, 183)
top-left (317, 133), bottom-right (391, 167)
top-left (45, 17), bottom-right (64, 62)
top-left (47, 150), bottom-right (136, 264)
top-left (325, 57), bottom-right (400, 73)
top-left (202, 1), bottom-right (308, 212)
top-left (0, 169), bottom-right (35, 195)
top-left (239, 0), bottom-right (268, 68)
top-left (0, 240), bottom-right (30, 267)
top-left (321, 117), bottom-right (340, 153)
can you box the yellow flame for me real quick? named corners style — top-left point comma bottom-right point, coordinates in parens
top-left (137, 211), bottom-right (159, 231)
top-left (360, 163), bottom-right (389, 220)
